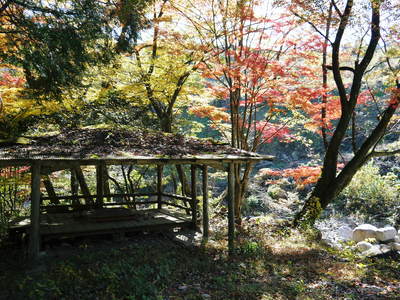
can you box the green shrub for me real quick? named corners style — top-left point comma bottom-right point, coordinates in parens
top-left (335, 162), bottom-right (400, 223)
top-left (242, 195), bottom-right (267, 216)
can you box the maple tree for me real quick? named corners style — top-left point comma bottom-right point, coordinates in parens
top-left (283, 0), bottom-right (400, 226)
top-left (118, 0), bottom-right (206, 133)
top-left (177, 0), bottom-right (326, 220)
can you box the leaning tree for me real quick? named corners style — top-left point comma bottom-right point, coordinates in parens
top-left (289, 0), bottom-right (400, 226)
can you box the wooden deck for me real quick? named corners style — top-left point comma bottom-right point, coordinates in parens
top-left (9, 208), bottom-right (192, 240)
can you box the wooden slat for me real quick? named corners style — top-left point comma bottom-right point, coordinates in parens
top-left (41, 192), bottom-right (158, 201)
top-left (40, 200), bottom-right (160, 210)
top-left (161, 193), bottom-right (191, 201)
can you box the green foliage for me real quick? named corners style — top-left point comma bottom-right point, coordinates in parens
top-left (242, 195), bottom-right (267, 216)
top-left (336, 162), bottom-right (400, 223)
top-left (0, 168), bottom-right (30, 237)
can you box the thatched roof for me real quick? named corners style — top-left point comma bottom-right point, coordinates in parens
top-left (0, 127), bottom-right (270, 163)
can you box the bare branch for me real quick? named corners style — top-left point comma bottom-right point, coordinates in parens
top-left (369, 149), bottom-right (400, 158)
top-left (326, 65), bottom-right (355, 73)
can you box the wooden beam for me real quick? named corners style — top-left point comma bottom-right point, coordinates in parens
top-left (161, 193), bottom-right (191, 201)
top-left (70, 168), bottom-right (80, 206)
top-left (42, 175), bottom-right (59, 205)
top-left (72, 165), bottom-right (93, 206)
top-left (227, 163), bottom-right (235, 256)
top-left (103, 166), bottom-right (111, 202)
top-left (191, 164), bottom-right (197, 230)
top-left (202, 165), bottom-right (209, 240)
top-left (96, 162), bottom-right (106, 208)
top-left (157, 165), bottom-right (163, 209)
top-left (29, 161), bottom-right (41, 261)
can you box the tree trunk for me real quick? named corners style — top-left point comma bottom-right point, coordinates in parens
top-left (295, 91), bottom-right (399, 226)
top-left (294, 0), bottom-right (385, 227)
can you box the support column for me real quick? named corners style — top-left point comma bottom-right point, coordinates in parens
top-left (202, 165), bottom-right (209, 240)
top-left (227, 163), bottom-right (235, 256)
top-left (70, 168), bottom-right (79, 206)
top-left (73, 165), bottom-right (93, 206)
top-left (96, 162), bottom-right (106, 208)
top-left (191, 165), bottom-right (197, 230)
top-left (43, 175), bottom-right (59, 204)
top-left (157, 165), bottom-right (163, 209)
top-left (29, 161), bottom-right (41, 261)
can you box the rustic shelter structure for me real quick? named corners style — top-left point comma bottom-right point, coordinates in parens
top-left (0, 127), bottom-right (271, 260)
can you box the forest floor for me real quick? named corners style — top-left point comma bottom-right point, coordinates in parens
top-left (0, 215), bottom-right (399, 300)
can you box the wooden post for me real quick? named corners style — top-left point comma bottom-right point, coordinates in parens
top-left (70, 168), bottom-right (79, 206)
top-left (73, 165), bottom-right (93, 206)
top-left (104, 167), bottom-right (111, 202)
top-left (96, 162), bottom-right (105, 208)
top-left (191, 164), bottom-right (197, 230)
top-left (202, 165), bottom-right (209, 240)
top-left (29, 162), bottom-right (41, 260)
top-left (157, 165), bottom-right (163, 209)
top-left (227, 163), bottom-right (235, 256)
top-left (42, 175), bottom-right (59, 204)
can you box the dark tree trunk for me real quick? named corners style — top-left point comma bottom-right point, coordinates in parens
top-left (294, 0), bottom-right (389, 227)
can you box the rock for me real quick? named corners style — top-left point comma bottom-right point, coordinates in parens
top-left (321, 238), bottom-right (341, 250)
top-left (201, 294), bottom-right (211, 299)
top-left (352, 224), bottom-right (378, 242)
top-left (361, 245), bottom-right (382, 257)
top-left (391, 242), bottom-right (400, 251)
top-left (356, 241), bottom-right (373, 252)
top-left (338, 225), bottom-right (353, 241)
top-left (376, 226), bottom-right (397, 242)
top-left (380, 244), bottom-right (392, 254)
top-left (394, 235), bottom-right (400, 243)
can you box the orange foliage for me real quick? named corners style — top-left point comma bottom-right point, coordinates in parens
top-left (261, 164), bottom-right (344, 187)
top-left (189, 105), bottom-right (230, 122)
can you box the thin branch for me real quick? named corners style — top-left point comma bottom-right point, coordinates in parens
top-left (331, 0), bottom-right (343, 18)
top-left (326, 65), bottom-right (355, 73)
top-left (369, 149), bottom-right (400, 158)
top-left (290, 10), bottom-right (333, 45)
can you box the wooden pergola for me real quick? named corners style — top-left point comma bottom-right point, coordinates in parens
top-left (0, 128), bottom-right (272, 260)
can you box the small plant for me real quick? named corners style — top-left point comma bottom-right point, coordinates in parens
top-left (335, 162), bottom-right (400, 223)
top-left (242, 195), bottom-right (267, 216)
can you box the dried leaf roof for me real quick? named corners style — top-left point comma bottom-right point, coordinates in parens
top-left (0, 127), bottom-right (267, 161)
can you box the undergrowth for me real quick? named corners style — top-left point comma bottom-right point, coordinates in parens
top-left (1, 217), bottom-right (399, 300)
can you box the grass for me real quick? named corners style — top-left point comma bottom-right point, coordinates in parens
top-left (0, 217), bottom-right (399, 300)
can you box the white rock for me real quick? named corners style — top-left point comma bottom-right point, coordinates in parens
top-left (356, 241), bottom-right (373, 252)
top-left (394, 235), bottom-right (400, 243)
top-left (361, 245), bottom-right (382, 257)
top-left (380, 244), bottom-right (392, 254)
top-left (391, 242), bottom-right (400, 251)
top-left (376, 227), bottom-right (397, 242)
top-left (352, 224), bottom-right (378, 242)
top-left (338, 225), bottom-right (353, 241)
